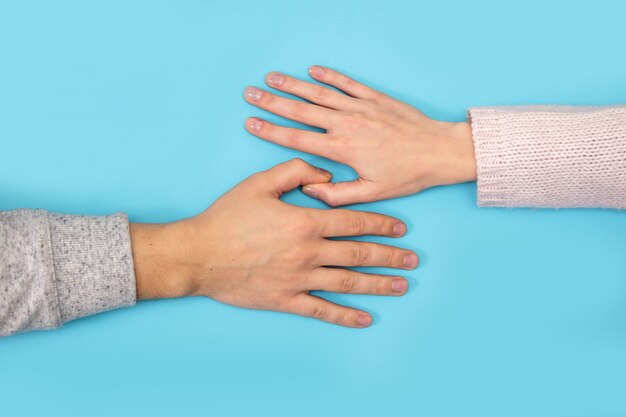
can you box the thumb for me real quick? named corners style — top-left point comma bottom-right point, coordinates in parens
top-left (257, 158), bottom-right (333, 196)
top-left (301, 179), bottom-right (373, 206)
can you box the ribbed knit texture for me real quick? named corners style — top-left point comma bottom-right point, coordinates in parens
top-left (468, 105), bottom-right (626, 209)
top-left (47, 212), bottom-right (136, 323)
top-left (0, 210), bottom-right (136, 336)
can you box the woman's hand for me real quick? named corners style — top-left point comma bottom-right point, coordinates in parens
top-left (244, 66), bottom-right (477, 206)
top-left (130, 159), bottom-right (417, 328)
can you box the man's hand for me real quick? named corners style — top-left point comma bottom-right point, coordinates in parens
top-left (130, 159), bottom-right (417, 328)
top-left (244, 66), bottom-right (477, 206)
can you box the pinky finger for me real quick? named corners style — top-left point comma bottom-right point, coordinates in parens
top-left (245, 117), bottom-right (339, 160)
top-left (286, 294), bottom-right (372, 328)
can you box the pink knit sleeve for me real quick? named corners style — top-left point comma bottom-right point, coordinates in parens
top-left (467, 105), bottom-right (626, 209)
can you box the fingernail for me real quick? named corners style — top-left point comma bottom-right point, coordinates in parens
top-left (245, 86), bottom-right (263, 101)
top-left (392, 222), bottom-right (406, 237)
top-left (316, 167), bottom-right (332, 178)
top-left (391, 278), bottom-right (407, 294)
top-left (356, 314), bottom-right (372, 327)
top-left (302, 186), bottom-right (319, 199)
top-left (267, 72), bottom-right (285, 86)
top-left (247, 118), bottom-right (263, 132)
top-left (309, 65), bottom-right (325, 78)
top-left (403, 253), bottom-right (418, 269)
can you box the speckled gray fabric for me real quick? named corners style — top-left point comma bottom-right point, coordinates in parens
top-left (0, 210), bottom-right (61, 335)
top-left (0, 209), bottom-right (136, 337)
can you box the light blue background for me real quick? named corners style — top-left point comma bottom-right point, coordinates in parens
top-left (1, 1), bottom-right (625, 416)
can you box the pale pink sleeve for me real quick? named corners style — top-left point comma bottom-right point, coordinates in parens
top-left (467, 105), bottom-right (626, 209)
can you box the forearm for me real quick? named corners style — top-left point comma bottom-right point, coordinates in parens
top-left (0, 209), bottom-right (136, 336)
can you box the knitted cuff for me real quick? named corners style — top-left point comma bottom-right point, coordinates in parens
top-left (48, 212), bottom-right (137, 323)
top-left (467, 105), bottom-right (626, 209)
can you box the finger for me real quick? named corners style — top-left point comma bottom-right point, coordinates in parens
top-left (319, 241), bottom-right (418, 270)
top-left (265, 72), bottom-right (358, 110)
top-left (307, 268), bottom-right (408, 296)
top-left (302, 179), bottom-right (376, 207)
top-left (308, 65), bottom-right (381, 100)
top-left (317, 208), bottom-right (406, 238)
top-left (244, 86), bottom-right (333, 128)
top-left (253, 158), bottom-right (332, 196)
top-left (286, 294), bottom-right (372, 328)
top-left (245, 117), bottom-right (339, 160)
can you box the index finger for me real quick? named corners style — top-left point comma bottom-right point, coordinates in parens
top-left (316, 208), bottom-right (407, 238)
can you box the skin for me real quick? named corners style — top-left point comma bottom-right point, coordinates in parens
top-left (130, 159), bottom-right (418, 328)
top-left (244, 65), bottom-right (477, 206)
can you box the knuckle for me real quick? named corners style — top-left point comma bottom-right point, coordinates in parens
top-left (291, 219), bottom-right (310, 236)
top-left (351, 245), bottom-right (370, 265)
top-left (345, 112), bottom-right (368, 131)
top-left (249, 171), bottom-right (271, 187)
top-left (342, 77), bottom-right (356, 90)
top-left (285, 129), bottom-right (304, 146)
top-left (375, 278), bottom-right (388, 295)
top-left (311, 305), bottom-right (327, 320)
top-left (281, 272), bottom-right (301, 287)
top-left (386, 249), bottom-right (398, 267)
top-left (331, 131), bottom-right (353, 145)
top-left (323, 135), bottom-right (350, 159)
top-left (311, 86), bottom-right (330, 102)
top-left (324, 138), bottom-right (344, 160)
top-left (295, 214), bottom-right (317, 237)
top-left (350, 215), bottom-right (365, 235)
top-left (248, 171), bottom-right (265, 182)
top-left (357, 99), bottom-right (374, 110)
top-left (340, 275), bottom-right (358, 293)
top-left (289, 102), bottom-right (306, 120)
top-left (337, 309), bottom-right (351, 326)
top-left (274, 296), bottom-right (295, 313)
top-left (288, 157), bottom-right (307, 168)
top-left (369, 90), bottom-right (385, 101)
top-left (381, 218), bottom-right (394, 235)
top-left (285, 245), bottom-right (315, 265)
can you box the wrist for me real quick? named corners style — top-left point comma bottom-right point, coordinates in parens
top-left (448, 121), bottom-right (477, 183)
top-left (426, 121), bottom-right (476, 188)
top-left (130, 221), bottom-right (197, 300)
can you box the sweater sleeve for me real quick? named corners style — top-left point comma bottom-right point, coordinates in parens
top-left (467, 105), bottom-right (626, 209)
top-left (0, 209), bottom-right (136, 337)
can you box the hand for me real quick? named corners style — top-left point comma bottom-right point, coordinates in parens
top-left (130, 159), bottom-right (418, 328)
top-left (243, 66), bottom-right (477, 206)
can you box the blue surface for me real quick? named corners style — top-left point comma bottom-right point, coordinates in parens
top-left (1, 1), bottom-right (625, 416)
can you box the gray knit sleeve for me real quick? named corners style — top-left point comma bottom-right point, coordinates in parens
top-left (0, 209), bottom-right (136, 337)
top-left (468, 105), bottom-right (626, 209)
